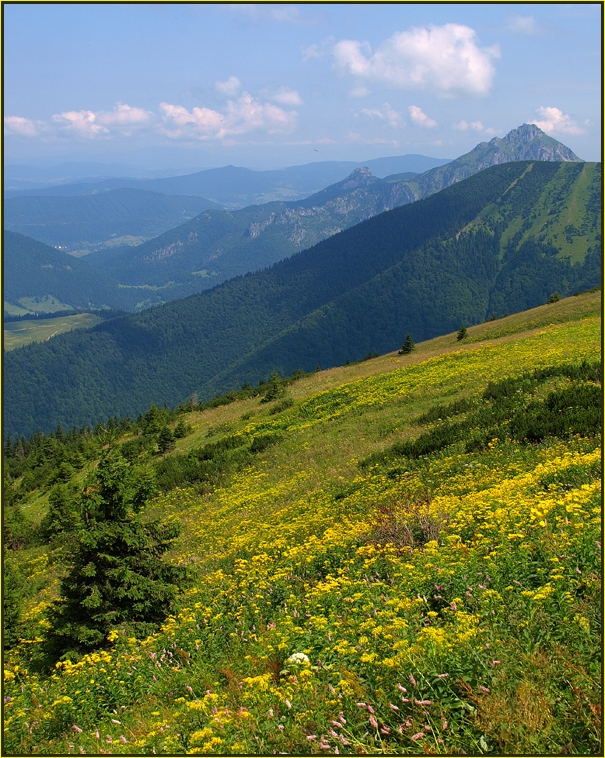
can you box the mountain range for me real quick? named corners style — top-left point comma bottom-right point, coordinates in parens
top-left (91, 167), bottom-right (419, 296)
top-left (3, 154), bottom-right (450, 206)
top-left (85, 124), bottom-right (585, 299)
top-left (4, 125), bottom-right (584, 314)
top-left (4, 158), bottom-right (600, 440)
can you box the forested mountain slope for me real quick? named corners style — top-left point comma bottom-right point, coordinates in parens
top-left (3, 231), bottom-right (141, 314)
top-left (3, 189), bottom-right (220, 253)
top-left (4, 160), bottom-right (600, 440)
top-left (95, 167), bottom-right (417, 291)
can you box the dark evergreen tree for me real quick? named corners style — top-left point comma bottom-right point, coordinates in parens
top-left (157, 425), bottom-right (176, 454)
top-left (399, 333), bottom-right (415, 355)
top-left (3, 562), bottom-right (25, 649)
top-left (39, 484), bottom-right (81, 541)
top-left (46, 451), bottom-right (184, 658)
top-left (260, 371), bottom-right (285, 403)
top-left (457, 324), bottom-right (468, 341)
top-left (173, 418), bottom-right (191, 439)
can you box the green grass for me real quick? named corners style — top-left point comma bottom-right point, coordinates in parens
top-left (3, 291), bottom-right (601, 754)
top-left (5, 295), bottom-right (76, 316)
top-left (4, 313), bottom-right (103, 351)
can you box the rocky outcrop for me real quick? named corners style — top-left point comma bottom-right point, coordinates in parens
top-left (411, 124), bottom-right (583, 199)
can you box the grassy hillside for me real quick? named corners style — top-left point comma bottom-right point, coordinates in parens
top-left (4, 161), bottom-right (600, 441)
top-left (3, 313), bottom-right (104, 352)
top-left (3, 292), bottom-right (601, 754)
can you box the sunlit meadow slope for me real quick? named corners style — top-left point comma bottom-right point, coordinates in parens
top-left (3, 290), bottom-right (601, 755)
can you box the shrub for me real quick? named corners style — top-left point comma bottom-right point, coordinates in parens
top-left (398, 333), bottom-right (415, 355)
top-left (269, 397), bottom-right (294, 415)
top-left (250, 432), bottom-right (283, 454)
top-left (363, 493), bottom-right (446, 548)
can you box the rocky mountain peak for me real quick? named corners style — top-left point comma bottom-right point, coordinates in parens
top-left (494, 123), bottom-right (582, 161)
top-left (340, 166), bottom-right (379, 190)
top-left (501, 123), bottom-right (546, 145)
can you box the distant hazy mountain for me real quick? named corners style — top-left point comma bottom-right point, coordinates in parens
top-left (4, 162), bottom-right (204, 192)
top-left (4, 154), bottom-right (450, 206)
top-left (3, 231), bottom-right (140, 313)
top-left (94, 167), bottom-right (418, 294)
top-left (3, 189), bottom-right (221, 252)
top-left (405, 124), bottom-right (582, 199)
top-left (5, 160), bottom-right (600, 439)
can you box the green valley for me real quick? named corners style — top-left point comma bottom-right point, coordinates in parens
top-left (3, 231), bottom-right (143, 314)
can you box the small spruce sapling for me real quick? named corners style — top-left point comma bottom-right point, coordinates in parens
top-left (399, 333), bottom-right (415, 355)
top-left (457, 324), bottom-right (468, 341)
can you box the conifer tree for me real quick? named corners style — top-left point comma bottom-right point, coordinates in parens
top-left (399, 333), bottom-right (415, 355)
top-left (46, 450), bottom-right (184, 658)
top-left (457, 324), bottom-right (468, 341)
top-left (157, 425), bottom-right (176, 454)
top-left (173, 418), bottom-right (191, 439)
top-left (261, 370), bottom-right (285, 403)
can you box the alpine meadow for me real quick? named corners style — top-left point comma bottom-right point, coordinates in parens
top-left (3, 291), bottom-right (601, 754)
top-left (3, 3), bottom-right (603, 756)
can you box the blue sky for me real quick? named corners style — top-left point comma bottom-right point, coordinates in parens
top-left (3, 2), bottom-right (602, 169)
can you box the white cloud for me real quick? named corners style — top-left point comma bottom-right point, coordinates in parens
top-left (332, 24), bottom-right (499, 97)
top-left (4, 116), bottom-right (42, 137)
top-left (531, 106), bottom-right (584, 135)
top-left (50, 103), bottom-right (153, 138)
top-left (96, 103), bottom-right (153, 127)
top-left (215, 76), bottom-right (242, 97)
top-left (270, 87), bottom-right (303, 106)
top-left (505, 15), bottom-right (540, 35)
top-left (160, 92), bottom-right (297, 140)
top-left (361, 102), bottom-right (403, 128)
top-left (408, 105), bottom-right (437, 128)
top-left (6, 92), bottom-right (297, 145)
top-left (51, 110), bottom-right (110, 137)
top-left (349, 86), bottom-right (371, 98)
